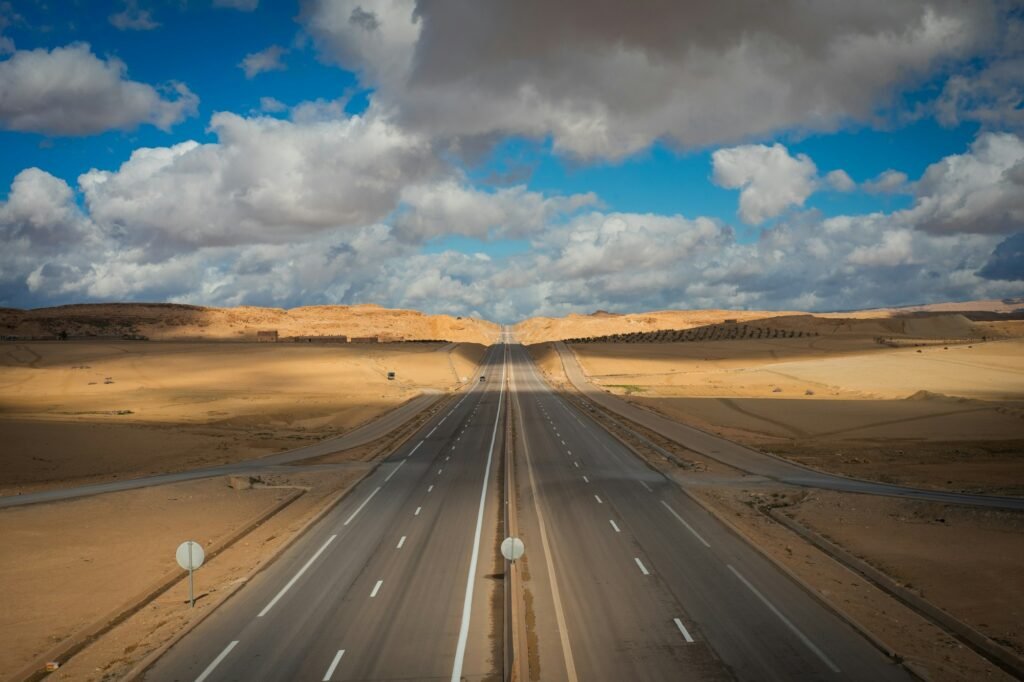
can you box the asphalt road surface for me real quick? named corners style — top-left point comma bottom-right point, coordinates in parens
top-left (143, 336), bottom-right (917, 680)
top-left (508, 342), bottom-right (910, 681)
top-left (145, 344), bottom-right (508, 682)
top-left (554, 341), bottom-right (1024, 511)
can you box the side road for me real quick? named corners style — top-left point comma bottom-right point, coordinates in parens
top-left (0, 390), bottom-right (445, 509)
top-left (553, 342), bottom-right (1024, 511)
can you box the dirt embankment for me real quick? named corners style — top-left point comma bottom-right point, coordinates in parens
top-left (0, 303), bottom-right (499, 344)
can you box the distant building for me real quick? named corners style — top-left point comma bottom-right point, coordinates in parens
top-left (290, 335), bottom-right (348, 343)
top-left (723, 319), bottom-right (738, 324)
top-left (256, 330), bottom-right (279, 342)
top-left (350, 336), bottom-right (378, 343)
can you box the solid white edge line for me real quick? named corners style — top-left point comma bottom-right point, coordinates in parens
top-left (450, 345), bottom-right (506, 682)
top-left (258, 535), bottom-right (336, 617)
top-left (428, 426), bottom-right (437, 436)
top-left (609, 519), bottom-right (620, 532)
top-left (370, 579), bottom-right (383, 598)
top-left (674, 618), bottom-right (695, 643)
top-left (322, 649), bottom-right (345, 681)
top-left (659, 500), bottom-right (711, 548)
top-left (634, 557), bottom-right (650, 575)
top-left (195, 640), bottom-right (238, 682)
top-left (384, 459), bottom-right (406, 482)
top-left (409, 441), bottom-right (423, 456)
top-left (343, 486), bottom-right (382, 526)
top-left (397, 535), bottom-right (406, 549)
top-left (727, 565), bottom-right (840, 672)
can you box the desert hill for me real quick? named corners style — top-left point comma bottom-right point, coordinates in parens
top-left (513, 299), bottom-right (1024, 344)
top-left (0, 303), bottom-right (500, 345)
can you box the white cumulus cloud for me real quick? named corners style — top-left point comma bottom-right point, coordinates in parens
top-left (78, 110), bottom-right (443, 247)
top-left (0, 43), bottom-right (197, 135)
top-left (903, 131), bottom-right (1024, 234)
top-left (712, 143), bottom-right (818, 225)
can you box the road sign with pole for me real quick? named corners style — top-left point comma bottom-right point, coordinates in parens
top-left (175, 540), bottom-right (205, 608)
top-left (501, 536), bottom-right (524, 562)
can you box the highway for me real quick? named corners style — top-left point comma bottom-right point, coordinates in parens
top-left (508, 342), bottom-right (910, 681)
top-left (554, 342), bottom-right (1024, 511)
top-left (142, 334), bottom-right (916, 680)
top-left (145, 344), bottom-right (508, 681)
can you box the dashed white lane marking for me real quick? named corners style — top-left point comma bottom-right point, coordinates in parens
top-left (582, 475), bottom-right (589, 483)
top-left (438, 468), bottom-right (443, 475)
top-left (660, 501), bottom-right (711, 548)
top-left (322, 650), bottom-right (345, 681)
top-left (446, 455), bottom-right (450, 461)
top-left (574, 461), bottom-right (580, 468)
top-left (385, 460), bottom-right (406, 482)
top-left (609, 519), bottom-right (620, 532)
top-left (567, 450), bottom-right (572, 455)
top-left (196, 640), bottom-right (238, 682)
top-left (396, 535), bottom-right (406, 549)
top-left (428, 484), bottom-right (434, 492)
top-left (370, 580), bottom-right (383, 598)
top-left (414, 506), bottom-right (422, 516)
top-left (258, 535), bottom-right (336, 617)
top-left (344, 487), bottom-right (382, 526)
top-left (594, 494), bottom-right (603, 504)
top-left (727, 565), bottom-right (840, 672)
top-left (674, 618), bottom-right (695, 643)
top-left (640, 481), bottom-right (653, 492)
top-left (634, 558), bottom-right (650, 576)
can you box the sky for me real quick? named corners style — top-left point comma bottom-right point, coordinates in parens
top-left (1, 0), bottom-right (1023, 322)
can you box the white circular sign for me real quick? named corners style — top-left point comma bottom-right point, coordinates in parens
top-left (501, 536), bottom-right (525, 562)
top-left (176, 540), bottom-right (205, 570)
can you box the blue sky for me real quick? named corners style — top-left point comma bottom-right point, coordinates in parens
top-left (1, 1), bottom-right (1022, 320)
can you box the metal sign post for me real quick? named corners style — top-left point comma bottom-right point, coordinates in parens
top-left (175, 540), bottom-right (206, 608)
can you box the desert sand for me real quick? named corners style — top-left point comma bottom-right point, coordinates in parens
top-left (0, 340), bottom-right (485, 492)
top-left (528, 308), bottom-right (1024, 494)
